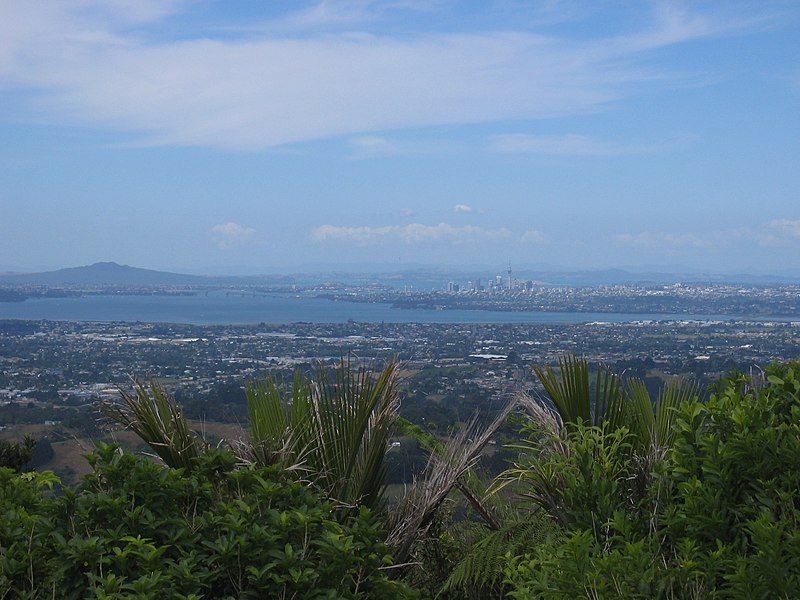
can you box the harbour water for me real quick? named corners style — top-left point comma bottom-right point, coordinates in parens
top-left (0, 291), bottom-right (750, 325)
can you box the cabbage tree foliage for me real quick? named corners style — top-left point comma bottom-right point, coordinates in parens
top-left (104, 359), bottom-right (401, 510)
top-left (243, 358), bottom-right (400, 510)
top-left (102, 379), bottom-right (209, 471)
top-left (102, 357), bottom-right (513, 562)
top-left (530, 354), bottom-right (699, 453)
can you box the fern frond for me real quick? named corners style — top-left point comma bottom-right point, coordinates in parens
top-left (441, 512), bottom-right (556, 597)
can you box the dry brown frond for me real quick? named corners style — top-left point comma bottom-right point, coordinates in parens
top-left (386, 398), bottom-right (516, 562)
top-left (515, 391), bottom-right (567, 455)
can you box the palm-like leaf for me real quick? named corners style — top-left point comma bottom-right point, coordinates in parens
top-left (244, 357), bottom-right (401, 510)
top-left (532, 355), bottom-right (699, 452)
top-left (522, 355), bottom-right (698, 450)
top-left (243, 372), bottom-right (312, 471)
top-left (533, 355), bottom-right (623, 429)
top-left (306, 358), bottom-right (400, 509)
top-left (106, 358), bottom-right (520, 561)
top-left (101, 379), bottom-right (207, 470)
top-left (625, 377), bottom-right (699, 453)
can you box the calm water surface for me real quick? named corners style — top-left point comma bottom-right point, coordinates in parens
top-left (0, 292), bottom-right (749, 325)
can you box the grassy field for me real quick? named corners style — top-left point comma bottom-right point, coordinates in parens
top-left (1, 420), bottom-right (249, 484)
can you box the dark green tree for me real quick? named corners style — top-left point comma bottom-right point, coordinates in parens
top-left (0, 435), bottom-right (37, 472)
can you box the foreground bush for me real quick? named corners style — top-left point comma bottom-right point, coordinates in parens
top-left (503, 362), bottom-right (800, 599)
top-left (0, 444), bottom-right (414, 599)
top-left (0, 435), bottom-right (37, 472)
top-left (102, 361), bottom-right (514, 569)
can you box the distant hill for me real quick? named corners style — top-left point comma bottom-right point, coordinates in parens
top-left (1, 261), bottom-right (796, 288)
top-left (0, 262), bottom-right (220, 286)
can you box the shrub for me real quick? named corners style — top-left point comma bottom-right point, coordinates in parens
top-left (0, 435), bottom-right (37, 472)
top-left (0, 444), bottom-right (415, 599)
top-left (504, 362), bottom-right (800, 599)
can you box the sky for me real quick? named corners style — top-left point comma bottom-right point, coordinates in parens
top-left (1, 0), bottom-right (799, 275)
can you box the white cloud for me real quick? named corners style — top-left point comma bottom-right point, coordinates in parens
top-left (211, 221), bottom-right (256, 248)
top-left (346, 134), bottom-right (460, 159)
top-left (768, 219), bottom-right (800, 237)
top-left (264, 1), bottom-right (377, 31)
top-left (347, 135), bottom-right (398, 159)
top-left (521, 229), bottom-right (548, 244)
top-left (453, 204), bottom-right (473, 213)
top-left (256, 0), bottom-right (445, 33)
top-left (489, 133), bottom-right (655, 156)
top-left (312, 222), bottom-right (511, 245)
top-left (0, 2), bottom-right (757, 150)
top-left (612, 220), bottom-right (800, 252)
top-left (613, 231), bottom-right (711, 249)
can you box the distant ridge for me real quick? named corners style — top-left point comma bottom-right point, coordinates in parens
top-left (0, 262), bottom-right (797, 288)
top-left (0, 262), bottom-right (222, 286)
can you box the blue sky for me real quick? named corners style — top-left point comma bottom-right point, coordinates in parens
top-left (1, 0), bottom-right (799, 274)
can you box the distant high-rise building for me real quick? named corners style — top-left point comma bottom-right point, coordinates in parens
top-left (507, 260), bottom-right (512, 290)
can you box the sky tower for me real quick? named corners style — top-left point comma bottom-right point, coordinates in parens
top-left (507, 260), bottom-right (512, 290)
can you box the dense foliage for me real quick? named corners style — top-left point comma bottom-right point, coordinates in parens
top-left (0, 444), bottom-right (412, 599)
top-left (3, 359), bottom-right (800, 598)
top-left (98, 360), bottom-right (512, 569)
top-left (503, 362), bottom-right (800, 598)
top-left (0, 435), bottom-right (37, 472)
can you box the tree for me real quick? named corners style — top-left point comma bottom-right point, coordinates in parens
top-left (101, 358), bottom-right (514, 568)
top-left (0, 444), bottom-right (414, 598)
top-left (503, 362), bottom-right (800, 598)
top-left (530, 354), bottom-right (698, 454)
top-left (0, 435), bottom-right (37, 472)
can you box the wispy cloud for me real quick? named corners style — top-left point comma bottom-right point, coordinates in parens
top-left (613, 231), bottom-right (712, 249)
top-left (453, 204), bottom-right (473, 213)
top-left (211, 221), bottom-right (256, 248)
top-left (489, 133), bottom-right (656, 156)
top-left (0, 1), bottom-right (762, 150)
top-left (768, 218), bottom-right (800, 237)
top-left (255, 0), bottom-right (446, 33)
top-left (264, 1), bottom-right (378, 31)
top-left (312, 222), bottom-right (511, 245)
top-left (614, 219), bottom-right (800, 252)
top-left (521, 229), bottom-right (548, 244)
top-left (347, 136), bottom-right (399, 159)
top-left (346, 134), bottom-right (461, 159)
